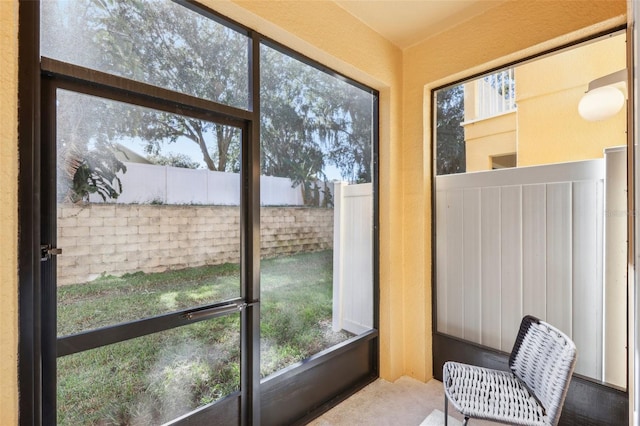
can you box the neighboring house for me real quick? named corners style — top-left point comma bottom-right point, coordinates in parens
top-left (463, 32), bottom-right (626, 171)
top-left (113, 143), bottom-right (153, 165)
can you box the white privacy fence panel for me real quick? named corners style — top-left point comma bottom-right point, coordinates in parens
top-left (90, 162), bottom-right (305, 206)
top-left (333, 182), bottom-right (373, 335)
top-left (435, 154), bottom-right (626, 384)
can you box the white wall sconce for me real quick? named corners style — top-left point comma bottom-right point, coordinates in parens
top-left (578, 69), bottom-right (627, 121)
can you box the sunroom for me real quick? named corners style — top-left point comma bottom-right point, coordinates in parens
top-left (2, 0), bottom-right (637, 425)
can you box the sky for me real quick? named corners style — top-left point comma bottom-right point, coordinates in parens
top-left (116, 135), bottom-right (345, 181)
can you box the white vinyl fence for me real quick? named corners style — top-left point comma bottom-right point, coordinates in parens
top-left (90, 162), bottom-right (322, 206)
top-left (435, 148), bottom-right (627, 386)
top-left (332, 182), bottom-right (374, 335)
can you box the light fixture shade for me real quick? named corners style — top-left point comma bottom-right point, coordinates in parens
top-left (578, 86), bottom-right (625, 121)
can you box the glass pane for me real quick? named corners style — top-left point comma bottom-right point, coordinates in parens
top-left (433, 33), bottom-right (627, 388)
top-left (56, 90), bottom-right (242, 335)
top-left (57, 314), bottom-right (240, 425)
top-left (259, 44), bottom-right (375, 377)
top-left (435, 34), bottom-right (626, 175)
top-left (41, 0), bottom-right (250, 109)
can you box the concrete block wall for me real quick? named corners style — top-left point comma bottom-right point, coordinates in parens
top-left (261, 206), bottom-right (333, 258)
top-left (57, 204), bottom-right (333, 286)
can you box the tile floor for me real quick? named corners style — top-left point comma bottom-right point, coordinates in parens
top-left (307, 376), bottom-right (496, 426)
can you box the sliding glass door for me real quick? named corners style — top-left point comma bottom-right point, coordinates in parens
top-left (42, 84), bottom-right (248, 424)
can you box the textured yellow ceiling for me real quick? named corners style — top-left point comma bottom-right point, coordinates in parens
top-left (334, 0), bottom-right (508, 48)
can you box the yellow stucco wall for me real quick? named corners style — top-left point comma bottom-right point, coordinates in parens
top-left (0, 0), bottom-right (628, 423)
top-left (461, 33), bottom-right (625, 172)
top-left (464, 112), bottom-right (517, 171)
top-left (517, 32), bottom-right (627, 166)
top-left (0, 0), bottom-right (18, 425)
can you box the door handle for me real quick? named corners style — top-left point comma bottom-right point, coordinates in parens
top-left (41, 244), bottom-right (62, 261)
top-left (183, 300), bottom-right (260, 321)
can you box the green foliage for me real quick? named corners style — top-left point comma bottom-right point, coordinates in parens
top-left (436, 84), bottom-right (466, 175)
top-left (89, 0), bottom-right (247, 172)
top-left (147, 153), bottom-right (201, 169)
top-left (260, 45), bottom-right (374, 203)
top-left (60, 140), bottom-right (127, 203)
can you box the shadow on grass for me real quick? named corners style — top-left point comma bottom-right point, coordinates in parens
top-left (57, 250), bottom-right (353, 425)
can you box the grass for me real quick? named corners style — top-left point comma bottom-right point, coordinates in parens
top-left (57, 263), bottom-right (240, 336)
top-left (57, 250), bottom-right (352, 425)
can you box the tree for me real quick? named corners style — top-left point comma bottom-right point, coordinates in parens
top-left (55, 91), bottom-right (127, 203)
top-left (60, 141), bottom-right (127, 203)
top-left (436, 85), bottom-right (466, 175)
top-left (147, 153), bottom-right (200, 169)
top-left (42, 1), bottom-right (128, 203)
top-left (259, 46), bottom-right (328, 204)
top-left (90, 0), bottom-right (247, 173)
top-left (260, 45), bottom-right (374, 203)
top-left (45, 0), bottom-right (375, 206)
top-left (311, 80), bottom-right (373, 183)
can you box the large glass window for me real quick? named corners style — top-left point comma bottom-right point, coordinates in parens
top-left (41, 1), bottom-right (252, 424)
top-left (41, 0), bottom-right (250, 109)
top-left (433, 32), bottom-right (627, 388)
top-left (259, 44), bottom-right (375, 377)
top-left (55, 90), bottom-right (242, 335)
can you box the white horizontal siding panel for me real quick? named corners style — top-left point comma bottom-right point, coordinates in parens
top-left (436, 159), bottom-right (603, 190)
top-left (435, 159), bottom-right (611, 384)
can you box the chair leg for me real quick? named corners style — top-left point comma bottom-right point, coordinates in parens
top-left (444, 394), bottom-right (448, 426)
top-left (463, 417), bottom-right (469, 425)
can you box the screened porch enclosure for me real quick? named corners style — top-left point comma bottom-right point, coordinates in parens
top-left (34, 0), bottom-right (379, 424)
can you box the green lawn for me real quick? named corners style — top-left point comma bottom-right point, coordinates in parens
top-left (57, 250), bottom-right (351, 425)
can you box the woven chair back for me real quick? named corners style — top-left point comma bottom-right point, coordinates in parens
top-left (508, 315), bottom-right (577, 425)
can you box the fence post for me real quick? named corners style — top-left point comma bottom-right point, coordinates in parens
top-left (603, 146), bottom-right (627, 387)
top-left (332, 181), bottom-right (346, 332)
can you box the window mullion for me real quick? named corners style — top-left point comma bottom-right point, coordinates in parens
top-left (41, 57), bottom-right (253, 124)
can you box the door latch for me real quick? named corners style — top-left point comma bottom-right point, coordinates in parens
top-left (41, 244), bottom-right (62, 261)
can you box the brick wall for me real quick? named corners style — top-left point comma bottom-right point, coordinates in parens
top-left (57, 204), bottom-right (333, 286)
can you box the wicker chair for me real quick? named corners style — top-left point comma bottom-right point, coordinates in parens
top-left (442, 315), bottom-right (577, 426)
